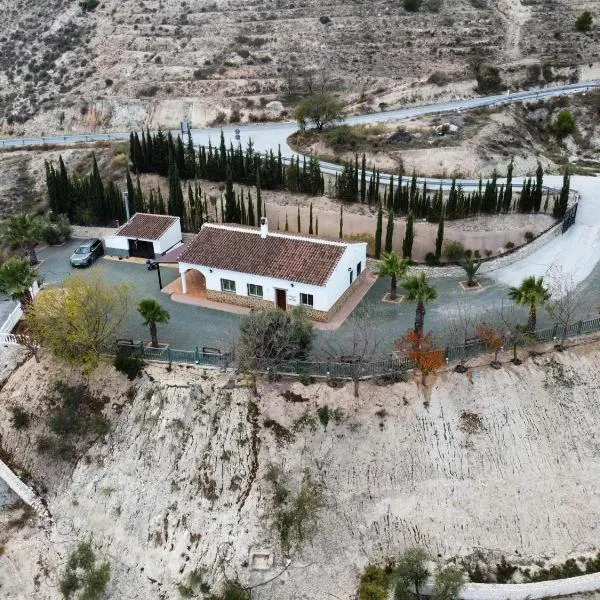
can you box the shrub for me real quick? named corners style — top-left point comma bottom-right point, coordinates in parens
top-left (484, 249), bottom-right (492, 257)
top-left (554, 108), bottom-right (576, 138)
top-left (358, 565), bottom-right (392, 600)
top-left (444, 240), bottom-right (465, 262)
top-left (464, 249), bottom-right (472, 259)
top-left (60, 542), bottom-right (110, 599)
top-left (138, 85), bottom-right (159, 97)
top-left (105, 78), bottom-right (113, 87)
top-left (42, 223), bottom-right (61, 245)
top-left (474, 250), bottom-right (481, 259)
top-left (403, 0), bottom-right (423, 11)
top-left (10, 407), bottom-right (30, 430)
top-left (575, 11), bottom-right (593, 32)
top-left (49, 382), bottom-right (109, 439)
top-left (211, 111), bottom-right (227, 126)
top-left (505, 241), bottom-right (515, 249)
top-left (319, 15), bottom-right (331, 24)
top-left (114, 353), bottom-right (143, 380)
top-left (427, 71), bottom-right (450, 86)
top-left (474, 63), bottom-right (503, 94)
top-left (425, 252), bottom-right (439, 265)
top-left (524, 231), bottom-right (534, 242)
top-left (79, 0), bottom-right (99, 11)
top-left (317, 405), bottom-right (330, 429)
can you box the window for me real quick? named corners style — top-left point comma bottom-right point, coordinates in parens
top-left (247, 283), bottom-right (263, 298)
top-left (300, 293), bottom-right (314, 308)
top-left (221, 278), bottom-right (236, 293)
top-left (357, 261), bottom-right (362, 276)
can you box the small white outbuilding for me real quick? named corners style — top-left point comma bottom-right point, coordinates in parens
top-left (104, 213), bottom-right (182, 260)
top-left (177, 218), bottom-right (367, 321)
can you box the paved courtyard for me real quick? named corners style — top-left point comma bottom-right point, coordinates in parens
top-left (37, 239), bottom-right (600, 360)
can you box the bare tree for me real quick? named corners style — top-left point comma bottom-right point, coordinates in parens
top-left (545, 265), bottom-right (594, 350)
top-left (443, 298), bottom-right (476, 372)
top-left (323, 304), bottom-right (385, 397)
top-left (498, 300), bottom-right (531, 365)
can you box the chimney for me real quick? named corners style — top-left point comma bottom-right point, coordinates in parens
top-left (260, 217), bottom-right (268, 239)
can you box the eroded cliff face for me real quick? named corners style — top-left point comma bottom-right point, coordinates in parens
top-left (2, 344), bottom-right (600, 599)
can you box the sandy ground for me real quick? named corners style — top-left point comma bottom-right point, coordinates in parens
top-left (3, 340), bottom-right (600, 598)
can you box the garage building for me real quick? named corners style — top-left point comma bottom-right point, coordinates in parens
top-left (104, 213), bottom-right (182, 259)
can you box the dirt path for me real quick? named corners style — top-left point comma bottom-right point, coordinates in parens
top-left (497, 0), bottom-right (533, 59)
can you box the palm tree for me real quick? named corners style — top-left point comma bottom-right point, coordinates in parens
top-left (0, 257), bottom-right (38, 309)
top-left (460, 257), bottom-right (482, 287)
top-left (403, 273), bottom-right (438, 336)
top-left (508, 275), bottom-right (550, 331)
top-left (3, 213), bottom-right (45, 265)
top-left (138, 298), bottom-right (170, 348)
top-left (374, 251), bottom-right (409, 300)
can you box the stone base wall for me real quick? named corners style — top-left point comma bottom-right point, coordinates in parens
top-left (205, 273), bottom-right (365, 322)
top-left (206, 289), bottom-right (275, 311)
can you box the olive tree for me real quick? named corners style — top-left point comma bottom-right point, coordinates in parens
top-left (26, 271), bottom-right (131, 373)
top-left (294, 92), bottom-right (345, 131)
top-left (237, 307), bottom-right (314, 373)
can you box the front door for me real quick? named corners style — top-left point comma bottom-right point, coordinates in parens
top-left (275, 288), bottom-right (287, 311)
top-left (128, 239), bottom-right (155, 259)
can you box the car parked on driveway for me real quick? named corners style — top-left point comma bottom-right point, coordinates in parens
top-left (70, 239), bottom-right (104, 267)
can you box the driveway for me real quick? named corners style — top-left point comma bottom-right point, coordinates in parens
top-left (38, 241), bottom-right (240, 353)
top-left (39, 238), bottom-right (600, 360)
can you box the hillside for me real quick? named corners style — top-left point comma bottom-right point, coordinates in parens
top-left (2, 341), bottom-right (600, 598)
top-left (1, 0), bottom-right (599, 136)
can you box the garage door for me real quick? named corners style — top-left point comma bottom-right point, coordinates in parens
top-left (128, 239), bottom-right (155, 259)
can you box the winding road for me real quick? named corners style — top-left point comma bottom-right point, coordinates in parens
top-left (2, 81), bottom-right (600, 288)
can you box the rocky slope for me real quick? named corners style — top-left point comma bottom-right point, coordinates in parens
top-left (2, 340), bottom-right (600, 598)
top-left (1, 0), bottom-right (599, 136)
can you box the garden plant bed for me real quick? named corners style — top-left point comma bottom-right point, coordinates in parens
top-left (382, 293), bottom-right (404, 304)
top-left (459, 281), bottom-right (483, 291)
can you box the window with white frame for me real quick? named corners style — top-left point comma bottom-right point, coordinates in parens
top-left (221, 278), bottom-right (236, 293)
top-left (247, 283), bottom-right (263, 298)
top-left (300, 293), bottom-right (314, 307)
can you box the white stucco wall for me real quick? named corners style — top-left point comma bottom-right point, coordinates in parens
top-left (104, 235), bottom-right (130, 252)
top-left (155, 220), bottom-right (182, 254)
top-left (179, 241), bottom-right (366, 312)
top-left (325, 242), bottom-right (367, 308)
top-left (104, 218), bottom-right (182, 256)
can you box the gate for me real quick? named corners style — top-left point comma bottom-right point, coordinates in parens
top-left (562, 203), bottom-right (578, 234)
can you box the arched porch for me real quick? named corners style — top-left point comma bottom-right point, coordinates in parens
top-left (164, 267), bottom-right (207, 299)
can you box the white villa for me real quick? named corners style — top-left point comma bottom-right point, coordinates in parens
top-left (104, 213), bottom-right (182, 260)
top-left (177, 218), bottom-right (367, 321)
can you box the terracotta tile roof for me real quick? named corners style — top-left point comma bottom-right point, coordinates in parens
top-left (179, 224), bottom-right (348, 286)
top-left (116, 213), bottom-right (179, 241)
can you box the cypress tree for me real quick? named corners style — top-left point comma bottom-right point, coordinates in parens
top-left (388, 175), bottom-right (394, 211)
top-left (503, 158), bottom-right (513, 212)
top-left (224, 164), bottom-right (237, 222)
top-left (247, 191), bottom-right (255, 226)
top-left (360, 154), bottom-right (366, 203)
top-left (220, 195), bottom-right (225, 223)
top-left (534, 161), bottom-right (544, 212)
top-left (374, 202), bottom-right (383, 259)
top-left (339, 205), bottom-right (344, 239)
top-left (285, 213), bottom-right (289, 231)
top-left (134, 177), bottom-right (146, 214)
top-left (402, 212), bottom-right (414, 260)
top-left (126, 166), bottom-right (135, 214)
top-left (315, 216), bottom-right (319, 236)
top-left (384, 209), bottom-right (394, 253)
top-left (557, 166), bottom-right (570, 219)
top-left (354, 154), bottom-right (359, 202)
top-left (157, 188), bottom-right (166, 215)
top-left (167, 152), bottom-right (185, 218)
top-left (435, 212), bottom-right (444, 260)
top-left (256, 169), bottom-right (262, 223)
top-left (309, 203), bottom-right (314, 234)
top-left (297, 204), bottom-right (301, 232)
